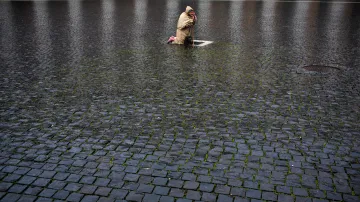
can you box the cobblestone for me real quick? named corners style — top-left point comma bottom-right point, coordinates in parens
top-left (1, 1), bottom-right (360, 202)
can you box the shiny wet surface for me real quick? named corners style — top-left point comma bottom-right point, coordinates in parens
top-left (0, 0), bottom-right (360, 201)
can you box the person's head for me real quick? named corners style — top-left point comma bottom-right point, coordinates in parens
top-left (185, 6), bottom-right (195, 16)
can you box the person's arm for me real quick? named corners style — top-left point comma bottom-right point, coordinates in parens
top-left (178, 18), bottom-right (195, 29)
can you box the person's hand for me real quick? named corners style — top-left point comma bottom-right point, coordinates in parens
top-left (191, 14), bottom-right (197, 21)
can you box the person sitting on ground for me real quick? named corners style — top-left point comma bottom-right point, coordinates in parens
top-left (168, 6), bottom-right (197, 45)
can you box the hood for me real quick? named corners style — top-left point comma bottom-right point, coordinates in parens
top-left (185, 6), bottom-right (194, 14)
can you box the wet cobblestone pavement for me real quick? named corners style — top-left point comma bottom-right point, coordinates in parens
top-left (1, 0), bottom-right (360, 201)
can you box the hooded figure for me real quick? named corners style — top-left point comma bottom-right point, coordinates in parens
top-left (168, 6), bottom-right (197, 45)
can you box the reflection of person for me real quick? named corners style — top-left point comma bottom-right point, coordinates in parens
top-left (168, 6), bottom-right (197, 45)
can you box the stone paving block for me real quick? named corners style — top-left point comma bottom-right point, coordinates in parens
top-left (2, 166), bottom-right (17, 173)
top-left (152, 170), bottom-right (167, 177)
top-left (81, 195), bottom-right (99, 202)
top-left (32, 178), bottom-right (51, 187)
top-left (293, 188), bottom-right (308, 196)
top-left (183, 181), bottom-right (199, 190)
top-left (153, 177), bottom-right (168, 186)
top-left (80, 176), bottom-right (96, 184)
top-left (177, 199), bottom-right (192, 202)
top-left (197, 175), bottom-right (212, 183)
top-left (108, 179), bottom-right (124, 188)
top-left (39, 171), bottom-right (56, 179)
top-left (3, 174), bottom-right (22, 182)
top-left (36, 197), bottom-right (53, 202)
top-left (84, 162), bottom-right (99, 169)
top-left (99, 197), bottom-right (116, 202)
top-left (26, 168), bottom-right (44, 177)
top-left (182, 173), bottom-right (197, 181)
top-left (122, 182), bottom-right (140, 190)
top-left (260, 183), bottom-right (274, 191)
top-left (39, 188), bottom-right (57, 197)
top-left (42, 163), bottom-right (57, 171)
top-left (344, 193), bottom-right (360, 202)
top-left (18, 176), bottom-right (36, 185)
top-left (143, 194), bottom-right (160, 202)
top-left (67, 192), bottom-right (84, 202)
top-left (159, 196), bottom-right (174, 202)
top-left (109, 189), bottom-right (128, 200)
top-left (64, 183), bottom-right (82, 192)
top-left (218, 194), bottom-right (233, 202)
top-left (246, 189), bottom-right (261, 199)
top-left (48, 180), bottom-right (67, 190)
top-left (94, 170), bottom-right (111, 178)
top-left (53, 190), bottom-right (70, 200)
top-left (0, 182), bottom-right (12, 192)
top-left (0, 191), bottom-right (6, 199)
top-left (1, 193), bottom-right (21, 201)
top-left (138, 175), bottom-right (153, 184)
top-left (67, 174), bottom-right (82, 183)
top-left (167, 171), bottom-right (182, 179)
top-left (73, 160), bottom-right (87, 167)
top-left (169, 188), bottom-right (184, 197)
top-left (95, 187), bottom-right (112, 196)
top-left (168, 179), bottom-right (184, 188)
top-left (153, 186), bottom-right (170, 195)
top-left (24, 186), bottom-right (42, 195)
top-left (94, 178), bottom-right (111, 186)
top-left (17, 194), bottom-right (37, 202)
top-left (278, 194), bottom-right (294, 201)
top-left (136, 184), bottom-right (154, 193)
top-left (138, 168), bottom-right (153, 176)
top-left (243, 181), bottom-right (258, 189)
top-left (276, 185), bottom-right (291, 194)
top-left (215, 185), bottom-right (230, 194)
top-left (295, 196), bottom-right (312, 202)
top-left (230, 187), bottom-right (246, 197)
top-left (53, 172), bottom-right (70, 181)
top-left (199, 183), bottom-right (215, 192)
top-left (228, 179), bottom-right (243, 187)
top-left (125, 191), bottom-right (143, 202)
top-left (309, 189), bottom-right (326, 198)
top-left (202, 192), bottom-right (217, 202)
top-left (312, 199), bottom-right (329, 202)
top-left (123, 173), bottom-right (140, 182)
top-left (262, 191), bottom-right (277, 201)
top-left (186, 190), bottom-right (202, 200)
top-left (125, 166), bottom-right (139, 173)
top-left (234, 197), bottom-right (250, 202)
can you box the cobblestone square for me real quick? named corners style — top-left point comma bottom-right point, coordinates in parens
top-left (1, 0), bottom-right (360, 202)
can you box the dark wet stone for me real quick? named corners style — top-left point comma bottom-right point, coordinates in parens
top-left (125, 191), bottom-right (143, 202)
top-left (160, 196), bottom-right (174, 202)
top-left (167, 179), bottom-right (183, 188)
top-left (246, 189), bottom-right (261, 199)
top-left (39, 188), bottom-right (57, 197)
top-left (81, 195), bottom-right (99, 202)
top-left (153, 186), bottom-right (169, 195)
top-left (1, 193), bottom-right (21, 202)
top-left (67, 193), bottom-right (84, 202)
top-left (169, 188), bottom-right (184, 197)
top-left (8, 184), bottom-right (27, 194)
top-left (143, 194), bottom-right (160, 202)
top-left (109, 189), bottom-right (128, 200)
top-left (136, 184), bottom-right (154, 194)
top-left (186, 190), bottom-right (201, 200)
top-left (202, 192), bottom-right (217, 202)
top-left (183, 181), bottom-right (199, 190)
top-left (152, 177), bottom-right (168, 186)
top-left (53, 190), bottom-right (70, 200)
top-left (262, 191), bottom-right (277, 201)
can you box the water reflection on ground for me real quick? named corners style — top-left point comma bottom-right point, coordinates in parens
top-left (0, 0), bottom-right (360, 201)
